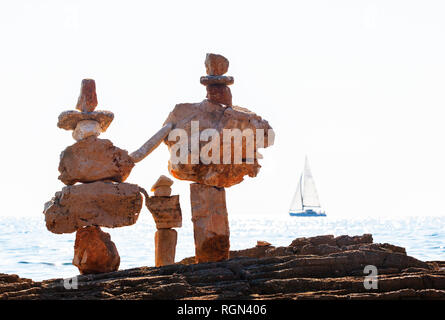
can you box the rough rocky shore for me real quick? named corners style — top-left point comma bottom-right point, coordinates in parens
top-left (1, 234), bottom-right (444, 300)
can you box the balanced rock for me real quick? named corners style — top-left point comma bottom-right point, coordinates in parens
top-left (163, 100), bottom-right (273, 188)
top-left (200, 75), bottom-right (234, 86)
top-left (153, 187), bottom-right (171, 197)
top-left (154, 229), bottom-right (177, 267)
top-left (205, 53), bottom-right (229, 76)
top-left (206, 85), bottom-right (232, 106)
top-left (151, 175), bottom-right (173, 196)
top-left (76, 79), bottom-right (98, 112)
top-left (58, 136), bottom-right (135, 185)
top-left (151, 175), bottom-right (173, 189)
top-left (58, 110), bottom-right (114, 132)
top-left (44, 181), bottom-right (143, 234)
top-left (72, 120), bottom-right (102, 141)
top-left (146, 195), bottom-right (182, 229)
top-left (73, 226), bottom-right (120, 274)
top-left (190, 183), bottom-right (230, 263)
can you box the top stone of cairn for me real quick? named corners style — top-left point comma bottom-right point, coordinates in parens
top-left (205, 53), bottom-right (229, 76)
top-left (151, 175), bottom-right (174, 192)
top-left (76, 79), bottom-right (98, 112)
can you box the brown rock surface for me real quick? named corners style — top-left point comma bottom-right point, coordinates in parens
top-left (190, 183), bottom-right (230, 263)
top-left (206, 85), bottom-right (232, 106)
top-left (44, 181), bottom-right (143, 234)
top-left (73, 226), bottom-right (120, 274)
top-left (76, 79), bottom-right (98, 112)
top-left (58, 136), bottom-right (135, 185)
top-left (200, 75), bottom-right (234, 86)
top-left (146, 195), bottom-right (182, 229)
top-left (58, 110), bottom-right (114, 132)
top-left (154, 229), bottom-right (177, 267)
top-left (205, 53), bottom-right (229, 75)
top-left (1, 235), bottom-right (444, 300)
top-left (163, 100), bottom-right (273, 188)
top-left (228, 233), bottom-right (375, 259)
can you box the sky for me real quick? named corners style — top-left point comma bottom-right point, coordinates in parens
top-left (0, 0), bottom-right (444, 219)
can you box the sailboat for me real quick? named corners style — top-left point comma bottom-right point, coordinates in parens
top-left (289, 157), bottom-right (326, 217)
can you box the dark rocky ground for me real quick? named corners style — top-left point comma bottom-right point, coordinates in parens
top-left (1, 234), bottom-right (444, 300)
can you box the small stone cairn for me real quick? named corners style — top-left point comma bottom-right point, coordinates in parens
top-left (145, 175), bottom-right (182, 267)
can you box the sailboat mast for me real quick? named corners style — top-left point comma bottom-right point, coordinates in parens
top-left (302, 157), bottom-right (307, 210)
top-left (299, 173), bottom-right (304, 210)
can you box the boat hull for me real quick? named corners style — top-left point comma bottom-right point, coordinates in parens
top-left (289, 210), bottom-right (326, 217)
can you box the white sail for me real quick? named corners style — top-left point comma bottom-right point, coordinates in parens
top-left (289, 173), bottom-right (303, 212)
top-left (301, 157), bottom-right (321, 208)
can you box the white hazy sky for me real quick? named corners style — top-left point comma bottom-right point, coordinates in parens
top-left (1, 0), bottom-right (444, 219)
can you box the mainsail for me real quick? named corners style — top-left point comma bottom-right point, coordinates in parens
top-left (289, 157), bottom-right (322, 213)
top-left (301, 158), bottom-right (321, 208)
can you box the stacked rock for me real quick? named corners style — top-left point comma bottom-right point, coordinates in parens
top-left (44, 79), bottom-right (144, 274)
top-left (190, 183), bottom-right (230, 262)
top-left (200, 53), bottom-right (233, 106)
top-left (162, 54), bottom-right (274, 263)
top-left (146, 175), bottom-right (182, 267)
top-left (152, 175), bottom-right (173, 197)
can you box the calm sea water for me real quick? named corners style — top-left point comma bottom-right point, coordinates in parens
top-left (0, 214), bottom-right (443, 281)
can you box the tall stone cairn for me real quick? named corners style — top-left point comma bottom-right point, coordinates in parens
top-left (43, 79), bottom-right (144, 274)
top-left (162, 54), bottom-right (274, 263)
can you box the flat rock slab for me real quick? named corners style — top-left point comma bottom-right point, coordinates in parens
top-left (200, 75), bottom-right (234, 86)
top-left (146, 195), bottom-right (182, 229)
top-left (58, 110), bottom-right (114, 132)
top-left (58, 136), bottom-right (135, 185)
top-left (44, 181), bottom-right (143, 234)
top-left (163, 100), bottom-right (273, 188)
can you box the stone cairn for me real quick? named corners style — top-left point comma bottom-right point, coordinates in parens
top-left (145, 175), bottom-right (182, 267)
top-left (43, 79), bottom-right (172, 274)
top-left (42, 53), bottom-right (274, 272)
top-left (201, 53), bottom-right (233, 106)
top-left (162, 54), bottom-right (274, 263)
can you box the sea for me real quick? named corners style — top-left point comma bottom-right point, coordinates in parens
top-left (0, 214), bottom-right (443, 281)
